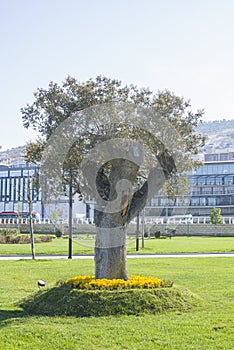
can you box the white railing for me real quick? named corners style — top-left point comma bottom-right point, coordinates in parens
top-left (1, 216), bottom-right (234, 225)
top-left (0, 217), bottom-right (95, 225)
top-left (131, 216), bottom-right (234, 225)
top-left (0, 218), bottom-right (41, 225)
top-left (70, 218), bottom-right (94, 225)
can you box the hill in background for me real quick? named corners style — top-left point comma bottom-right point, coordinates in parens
top-left (0, 145), bottom-right (25, 166)
top-left (197, 119), bottom-right (234, 151)
top-left (1, 119), bottom-right (234, 165)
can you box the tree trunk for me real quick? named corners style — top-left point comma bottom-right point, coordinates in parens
top-left (93, 156), bottom-right (151, 280)
top-left (29, 214), bottom-right (35, 260)
top-left (93, 161), bottom-right (169, 280)
top-left (27, 174), bottom-right (35, 260)
top-left (95, 225), bottom-right (128, 280)
top-left (94, 157), bottom-right (140, 280)
top-left (93, 149), bottom-right (170, 280)
top-left (93, 184), bottom-right (148, 280)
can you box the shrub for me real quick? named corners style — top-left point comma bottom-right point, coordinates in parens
top-left (210, 208), bottom-right (223, 224)
top-left (18, 235), bottom-right (31, 244)
top-left (8, 235), bottom-right (21, 244)
top-left (0, 228), bottom-right (22, 244)
top-left (154, 230), bottom-right (161, 238)
top-left (0, 228), bottom-right (20, 236)
top-left (54, 229), bottom-right (63, 238)
top-left (36, 235), bottom-right (53, 243)
top-left (0, 235), bottom-right (5, 243)
top-left (0, 233), bottom-right (31, 244)
top-left (0, 232), bottom-right (53, 244)
top-left (149, 225), bottom-right (161, 238)
top-left (143, 225), bottom-right (149, 238)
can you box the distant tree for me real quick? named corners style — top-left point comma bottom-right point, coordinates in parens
top-left (49, 209), bottom-right (63, 238)
top-left (17, 172), bottom-right (39, 260)
top-left (210, 208), bottom-right (223, 225)
top-left (27, 174), bottom-right (36, 259)
top-left (21, 75), bottom-right (205, 279)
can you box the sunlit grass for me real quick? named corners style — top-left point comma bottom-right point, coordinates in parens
top-left (0, 235), bottom-right (233, 256)
top-left (0, 257), bottom-right (233, 349)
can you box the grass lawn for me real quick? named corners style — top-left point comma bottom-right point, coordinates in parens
top-left (0, 257), bottom-right (233, 349)
top-left (0, 235), bottom-right (233, 256)
top-left (0, 235), bottom-right (234, 255)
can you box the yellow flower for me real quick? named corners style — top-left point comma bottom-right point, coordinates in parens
top-left (65, 275), bottom-right (172, 290)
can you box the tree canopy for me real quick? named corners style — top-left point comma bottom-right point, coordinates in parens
top-left (22, 75), bottom-right (205, 196)
top-left (21, 75), bottom-right (205, 279)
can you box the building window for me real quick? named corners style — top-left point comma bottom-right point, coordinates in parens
top-left (201, 187), bottom-right (212, 195)
top-left (151, 198), bottom-right (159, 206)
top-left (217, 197), bottom-right (231, 206)
top-left (10, 170), bottom-right (22, 177)
top-left (220, 154), bottom-right (229, 161)
top-left (207, 198), bottom-right (216, 206)
top-left (2, 179), bottom-right (5, 197)
top-left (213, 187), bottom-right (223, 194)
top-left (224, 176), bottom-right (233, 185)
top-left (23, 169), bottom-right (36, 177)
top-left (199, 198), bottom-right (206, 206)
top-left (191, 198), bottom-right (199, 206)
top-left (10, 178), bottom-right (14, 201)
top-left (197, 177), bottom-right (206, 185)
top-left (206, 177), bottom-right (215, 185)
top-left (192, 189), bottom-right (200, 195)
top-left (215, 177), bottom-right (225, 185)
top-left (0, 171), bottom-right (8, 177)
top-left (226, 187), bottom-right (234, 194)
top-left (205, 154), bottom-right (218, 161)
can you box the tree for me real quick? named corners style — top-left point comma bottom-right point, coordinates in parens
top-left (17, 172), bottom-right (39, 260)
top-left (210, 208), bottom-right (223, 225)
top-left (27, 174), bottom-right (36, 260)
top-left (49, 209), bottom-right (63, 237)
top-left (21, 76), bottom-right (205, 279)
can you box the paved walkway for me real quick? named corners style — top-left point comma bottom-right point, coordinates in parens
top-left (0, 252), bottom-right (234, 260)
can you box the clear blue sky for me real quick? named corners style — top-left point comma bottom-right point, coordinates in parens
top-left (1, 0), bottom-right (234, 150)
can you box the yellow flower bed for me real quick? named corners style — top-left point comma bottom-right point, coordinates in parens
top-left (65, 275), bottom-right (172, 290)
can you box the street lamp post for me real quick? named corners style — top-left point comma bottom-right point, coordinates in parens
top-left (68, 177), bottom-right (73, 259)
top-left (141, 209), bottom-right (145, 248)
top-left (136, 212), bottom-right (140, 251)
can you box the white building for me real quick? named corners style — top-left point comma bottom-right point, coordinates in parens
top-left (0, 164), bottom-right (92, 220)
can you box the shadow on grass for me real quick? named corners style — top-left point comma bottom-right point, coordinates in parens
top-left (0, 309), bottom-right (29, 326)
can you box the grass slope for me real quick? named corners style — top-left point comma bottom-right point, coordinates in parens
top-left (20, 286), bottom-right (200, 317)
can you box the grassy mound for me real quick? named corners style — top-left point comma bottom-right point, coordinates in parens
top-left (19, 285), bottom-right (200, 317)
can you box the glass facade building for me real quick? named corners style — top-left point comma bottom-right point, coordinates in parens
top-left (0, 164), bottom-right (40, 213)
top-left (1, 151), bottom-right (234, 219)
top-left (146, 157), bottom-right (234, 217)
top-left (0, 164), bottom-right (88, 220)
